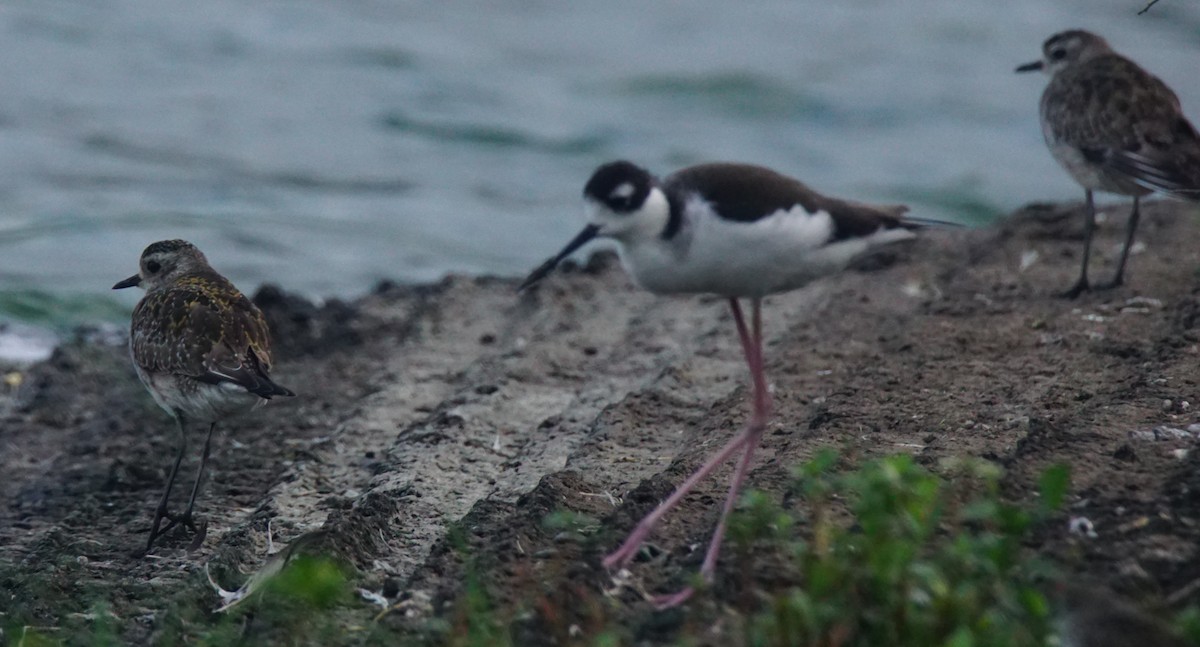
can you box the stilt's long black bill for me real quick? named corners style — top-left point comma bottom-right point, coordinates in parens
top-left (1015, 60), bottom-right (1043, 73)
top-left (112, 275), bottom-right (141, 289)
top-left (518, 224), bottom-right (600, 292)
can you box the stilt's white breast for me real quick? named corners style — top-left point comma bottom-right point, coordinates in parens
top-left (617, 198), bottom-right (912, 297)
top-left (614, 198), bottom-right (912, 298)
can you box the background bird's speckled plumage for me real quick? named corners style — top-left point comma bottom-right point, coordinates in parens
top-left (1040, 52), bottom-right (1200, 199)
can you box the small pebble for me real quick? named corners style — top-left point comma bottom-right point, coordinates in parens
top-left (1068, 516), bottom-right (1098, 539)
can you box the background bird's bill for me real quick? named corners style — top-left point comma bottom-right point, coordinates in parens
top-left (518, 224), bottom-right (600, 291)
top-left (1016, 61), bottom-right (1044, 73)
top-left (113, 275), bottom-right (141, 289)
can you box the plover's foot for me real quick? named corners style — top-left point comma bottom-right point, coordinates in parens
top-left (156, 510), bottom-right (202, 538)
top-left (1057, 279), bottom-right (1090, 299)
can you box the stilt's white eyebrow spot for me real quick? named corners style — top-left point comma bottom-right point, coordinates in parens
top-left (611, 182), bottom-right (635, 200)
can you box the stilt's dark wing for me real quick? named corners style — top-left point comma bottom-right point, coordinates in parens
top-left (666, 162), bottom-right (914, 240)
top-left (131, 274), bottom-right (294, 399)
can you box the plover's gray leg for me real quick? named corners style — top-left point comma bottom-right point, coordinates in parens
top-left (1096, 196), bottom-right (1141, 290)
top-left (172, 422), bottom-right (217, 530)
top-left (1060, 190), bottom-right (1096, 299)
top-left (146, 415), bottom-right (188, 552)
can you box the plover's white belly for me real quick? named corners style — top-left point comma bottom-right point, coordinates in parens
top-left (137, 366), bottom-right (263, 423)
top-left (1045, 139), bottom-right (1147, 197)
top-left (620, 205), bottom-right (914, 297)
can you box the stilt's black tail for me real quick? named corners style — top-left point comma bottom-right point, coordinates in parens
top-left (900, 215), bottom-right (969, 230)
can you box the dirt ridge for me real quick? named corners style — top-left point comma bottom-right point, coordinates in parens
top-left (4, 199), bottom-right (1200, 643)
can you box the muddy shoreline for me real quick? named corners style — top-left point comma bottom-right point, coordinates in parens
top-left (5, 199), bottom-right (1200, 644)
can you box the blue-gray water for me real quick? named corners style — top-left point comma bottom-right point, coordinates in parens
top-left (1, 0), bottom-right (1198, 338)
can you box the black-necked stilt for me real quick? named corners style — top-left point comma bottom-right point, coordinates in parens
top-left (521, 160), bottom-right (950, 607)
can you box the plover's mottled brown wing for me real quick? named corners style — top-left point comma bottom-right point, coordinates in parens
top-left (131, 276), bottom-right (294, 399)
top-left (1044, 55), bottom-right (1200, 200)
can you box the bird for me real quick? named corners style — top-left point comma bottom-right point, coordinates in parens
top-left (113, 239), bottom-right (294, 552)
top-left (520, 160), bottom-right (950, 607)
top-left (1017, 29), bottom-right (1200, 298)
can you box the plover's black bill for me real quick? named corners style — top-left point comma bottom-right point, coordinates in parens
top-left (113, 275), bottom-right (141, 289)
top-left (518, 224), bottom-right (600, 292)
top-left (1016, 60), bottom-right (1044, 73)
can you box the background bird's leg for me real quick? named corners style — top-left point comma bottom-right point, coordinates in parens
top-left (653, 298), bottom-right (770, 608)
top-left (146, 415), bottom-right (187, 552)
top-left (1060, 190), bottom-right (1095, 299)
top-left (173, 422), bottom-right (216, 531)
top-left (1096, 196), bottom-right (1140, 290)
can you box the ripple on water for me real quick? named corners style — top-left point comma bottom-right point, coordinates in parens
top-left (379, 111), bottom-right (610, 154)
top-left (614, 71), bottom-right (835, 121)
top-left (0, 290), bottom-right (129, 329)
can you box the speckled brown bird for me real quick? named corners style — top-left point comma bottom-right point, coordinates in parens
top-left (1018, 29), bottom-right (1200, 298)
top-left (113, 239), bottom-right (294, 552)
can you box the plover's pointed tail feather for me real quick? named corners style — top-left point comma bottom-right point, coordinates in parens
top-left (1098, 116), bottom-right (1200, 202)
top-left (200, 347), bottom-right (296, 399)
top-left (1105, 151), bottom-right (1200, 203)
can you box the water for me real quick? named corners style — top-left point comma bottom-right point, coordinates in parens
top-left (0, 0), bottom-right (1198, 335)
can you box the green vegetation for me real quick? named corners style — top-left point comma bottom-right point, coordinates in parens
top-left (7, 455), bottom-right (1198, 646)
top-left (733, 452), bottom-right (1063, 646)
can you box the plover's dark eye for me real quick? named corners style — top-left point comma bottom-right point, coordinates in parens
top-left (146, 260), bottom-right (161, 274)
top-left (1050, 48), bottom-right (1067, 61)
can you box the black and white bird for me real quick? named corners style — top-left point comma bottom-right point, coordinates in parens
top-left (1018, 29), bottom-right (1200, 297)
top-left (521, 160), bottom-right (949, 607)
top-left (114, 240), bottom-right (294, 552)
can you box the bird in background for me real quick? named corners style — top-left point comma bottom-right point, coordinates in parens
top-left (1018, 29), bottom-right (1200, 298)
top-left (521, 159), bottom-right (954, 607)
top-left (113, 239), bottom-right (294, 553)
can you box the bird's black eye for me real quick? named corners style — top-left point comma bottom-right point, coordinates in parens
top-left (146, 260), bottom-right (161, 274)
top-left (1050, 48), bottom-right (1067, 61)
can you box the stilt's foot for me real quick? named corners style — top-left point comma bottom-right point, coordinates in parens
top-left (1093, 275), bottom-right (1125, 291)
top-left (1057, 279), bottom-right (1090, 299)
top-left (603, 532), bottom-right (649, 571)
top-left (653, 586), bottom-right (697, 609)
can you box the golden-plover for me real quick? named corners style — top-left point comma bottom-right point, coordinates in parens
top-left (522, 160), bottom-right (952, 607)
top-left (113, 239), bottom-right (294, 552)
top-left (1018, 29), bottom-right (1200, 297)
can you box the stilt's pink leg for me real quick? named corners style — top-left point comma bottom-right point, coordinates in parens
top-left (602, 428), bottom-right (752, 570)
top-left (651, 424), bottom-right (762, 608)
top-left (605, 297), bottom-right (775, 610)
